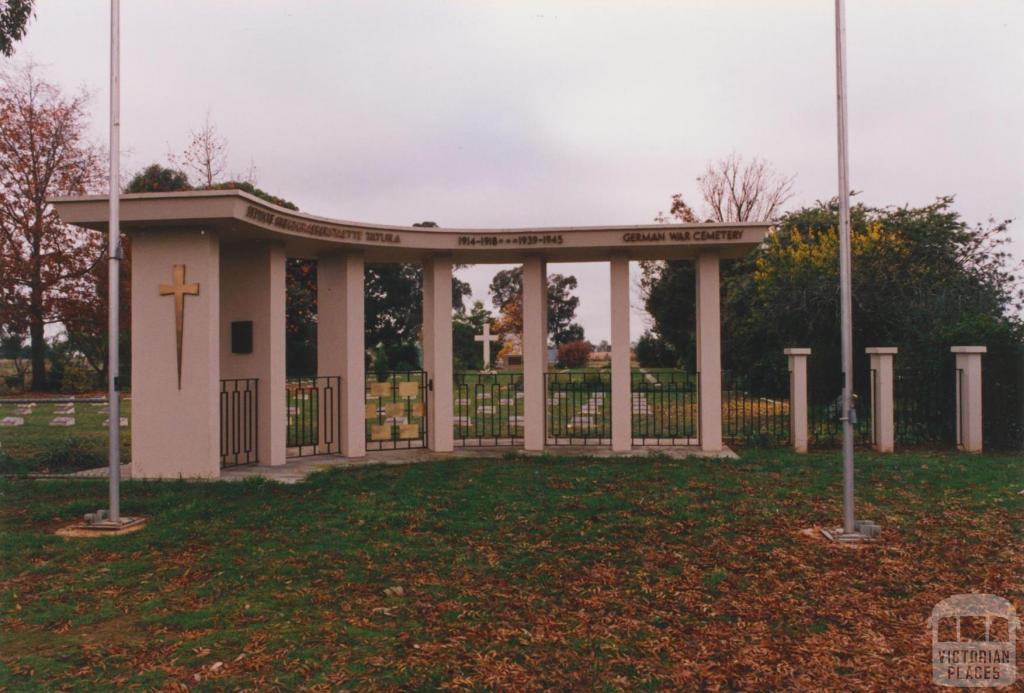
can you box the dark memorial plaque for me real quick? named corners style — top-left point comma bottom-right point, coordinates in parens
top-left (231, 321), bottom-right (253, 354)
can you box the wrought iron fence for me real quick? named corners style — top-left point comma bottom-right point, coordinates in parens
top-left (722, 370), bottom-right (790, 446)
top-left (545, 370), bottom-right (611, 445)
top-left (286, 376), bottom-right (341, 457)
top-left (893, 367), bottom-right (956, 447)
top-left (454, 371), bottom-right (524, 446)
top-left (365, 370), bottom-right (428, 450)
top-left (807, 391), bottom-right (872, 447)
top-left (982, 348), bottom-right (1024, 451)
top-left (632, 369), bottom-right (699, 445)
top-left (220, 378), bottom-right (258, 467)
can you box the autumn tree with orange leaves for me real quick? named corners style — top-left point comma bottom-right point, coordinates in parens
top-left (0, 64), bottom-right (106, 390)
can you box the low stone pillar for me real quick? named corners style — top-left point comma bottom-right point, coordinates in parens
top-left (784, 348), bottom-right (811, 453)
top-left (866, 347), bottom-right (897, 453)
top-left (951, 346), bottom-right (986, 452)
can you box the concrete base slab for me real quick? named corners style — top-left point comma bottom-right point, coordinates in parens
top-left (219, 445), bottom-right (738, 484)
top-left (67, 464), bottom-right (133, 479)
top-left (799, 526), bottom-right (881, 547)
top-left (56, 516), bottom-right (147, 538)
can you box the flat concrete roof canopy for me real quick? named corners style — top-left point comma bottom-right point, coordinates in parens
top-left (51, 190), bottom-right (771, 263)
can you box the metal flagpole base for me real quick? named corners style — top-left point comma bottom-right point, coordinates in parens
top-left (820, 519), bottom-right (881, 543)
top-left (56, 510), bottom-right (147, 538)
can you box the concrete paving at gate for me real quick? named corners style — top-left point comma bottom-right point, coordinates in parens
top-left (57, 446), bottom-right (737, 484)
top-left (219, 446), bottom-right (739, 483)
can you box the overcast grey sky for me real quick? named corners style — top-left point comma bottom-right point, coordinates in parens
top-left (12, 0), bottom-right (1024, 342)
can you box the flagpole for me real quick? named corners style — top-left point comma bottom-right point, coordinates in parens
top-left (107, 0), bottom-right (122, 523)
top-left (834, 0), bottom-right (856, 535)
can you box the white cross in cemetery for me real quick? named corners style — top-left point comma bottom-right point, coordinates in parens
top-left (474, 323), bottom-right (500, 369)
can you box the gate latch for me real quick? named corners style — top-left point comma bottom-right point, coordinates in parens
top-left (428, 378), bottom-right (433, 392)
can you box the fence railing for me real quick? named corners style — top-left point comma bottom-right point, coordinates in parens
top-left (807, 392), bottom-right (872, 447)
top-left (722, 371), bottom-right (790, 447)
top-left (454, 371), bottom-right (524, 446)
top-left (286, 376), bottom-right (341, 457)
top-left (545, 370), bottom-right (611, 445)
top-left (220, 378), bottom-right (258, 467)
top-left (893, 368), bottom-right (956, 447)
top-left (632, 369), bottom-right (699, 445)
top-left (982, 349), bottom-right (1024, 451)
top-left (365, 370), bottom-right (428, 450)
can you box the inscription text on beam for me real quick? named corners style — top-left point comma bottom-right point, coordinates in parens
top-left (159, 264), bottom-right (200, 389)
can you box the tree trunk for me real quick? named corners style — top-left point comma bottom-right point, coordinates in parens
top-left (29, 310), bottom-right (46, 391)
top-left (29, 220), bottom-right (47, 391)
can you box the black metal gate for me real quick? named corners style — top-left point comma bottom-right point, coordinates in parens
top-left (220, 378), bottom-right (258, 467)
top-left (454, 371), bottom-right (524, 446)
top-left (365, 370), bottom-right (428, 450)
top-left (286, 376), bottom-right (341, 457)
top-left (632, 369), bottom-right (700, 445)
top-left (545, 370), bottom-right (611, 445)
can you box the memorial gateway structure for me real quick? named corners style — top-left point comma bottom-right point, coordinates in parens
top-left (53, 190), bottom-right (823, 477)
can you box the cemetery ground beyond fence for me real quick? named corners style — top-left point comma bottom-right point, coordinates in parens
top-left (0, 399), bottom-right (131, 475)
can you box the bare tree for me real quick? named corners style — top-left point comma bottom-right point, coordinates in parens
top-left (696, 153), bottom-right (794, 222)
top-left (645, 154), bottom-right (794, 323)
top-left (179, 113), bottom-right (228, 187)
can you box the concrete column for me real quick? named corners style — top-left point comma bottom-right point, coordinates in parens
top-left (220, 243), bottom-right (287, 466)
top-left (610, 255), bottom-right (632, 452)
top-left (784, 348), bottom-right (811, 453)
top-left (952, 346), bottom-right (986, 452)
top-left (695, 252), bottom-right (722, 452)
top-left (422, 255), bottom-right (454, 452)
top-left (131, 229), bottom-right (220, 478)
top-left (522, 257), bottom-right (548, 451)
top-left (866, 347), bottom-right (897, 453)
top-left (318, 252), bottom-right (366, 458)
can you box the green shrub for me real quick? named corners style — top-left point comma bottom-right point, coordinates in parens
top-left (0, 446), bottom-right (31, 475)
top-left (59, 364), bottom-right (99, 394)
top-left (34, 437), bottom-right (105, 474)
top-left (635, 331), bottom-right (678, 368)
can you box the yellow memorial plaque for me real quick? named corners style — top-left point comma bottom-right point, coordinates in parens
top-left (411, 402), bottom-right (424, 417)
top-left (398, 423), bottom-right (420, 439)
top-left (370, 424), bottom-right (393, 441)
top-left (370, 381), bottom-right (392, 397)
top-left (385, 402), bottom-right (405, 418)
top-left (398, 381), bottom-right (419, 399)
top-left (365, 403), bottom-right (380, 419)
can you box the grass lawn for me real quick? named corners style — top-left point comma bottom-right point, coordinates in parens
top-left (2, 450), bottom-right (1021, 690)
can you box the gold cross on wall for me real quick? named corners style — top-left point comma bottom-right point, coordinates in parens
top-left (159, 264), bottom-right (200, 389)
